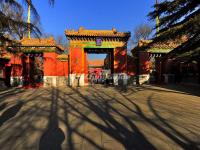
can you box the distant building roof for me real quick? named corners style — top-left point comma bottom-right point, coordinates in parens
top-left (132, 36), bottom-right (188, 54)
top-left (66, 27), bottom-right (130, 38)
top-left (88, 59), bottom-right (104, 67)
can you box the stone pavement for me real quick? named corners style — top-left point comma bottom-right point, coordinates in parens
top-left (0, 85), bottom-right (200, 150)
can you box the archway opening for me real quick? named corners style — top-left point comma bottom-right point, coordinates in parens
top-left (84, 48), bottom-right (114, 85)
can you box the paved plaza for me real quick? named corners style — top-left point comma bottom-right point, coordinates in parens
top-left (0, 85), bottom-right (200, 150)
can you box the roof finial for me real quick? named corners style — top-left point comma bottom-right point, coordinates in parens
top-left (112, 28), bottom-right (117, 34)
top-left (79, 27), bottom-right (85, 33)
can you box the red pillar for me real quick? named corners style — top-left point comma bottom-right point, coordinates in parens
top-left (70, 47), bottom-right (84, 74)
top-left (114, 47), bottom-right (127, 74)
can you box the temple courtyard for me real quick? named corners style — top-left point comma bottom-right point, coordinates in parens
top-left (0, 85), bottom-right (200, 150)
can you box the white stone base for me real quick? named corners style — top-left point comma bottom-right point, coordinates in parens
top-left (69, 74), bottom-right (85, 87)
top-left (139, 74), bottom-right (150, 85)
top-left (44, 76), bottom-right (68, 87)
top-left (10, 76), bottom-right (23, 87)
top-left (69, 73), bottom-right (129, 87)
top-left (113, 73), bottom-right (128, 86)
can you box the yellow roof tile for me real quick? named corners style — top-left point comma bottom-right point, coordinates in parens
top-left (20, 37), bottom-right (64, 51)
top-left (66, 27), bottom-right (130, 38)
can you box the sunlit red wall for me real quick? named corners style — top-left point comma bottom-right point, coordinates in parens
top-left (43, 52), bottom-right (68, 77)
top-left (70, 48), bottom-right (84, 74)
top-left (43, 52), bottom-right (57, 76)
top-left (56, 60), bottom-right (68, 77)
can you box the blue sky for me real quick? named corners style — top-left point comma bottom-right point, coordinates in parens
top-left (30, 0), bottom-right (156, 59)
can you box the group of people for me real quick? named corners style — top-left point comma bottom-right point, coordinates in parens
top-left (88, 71), bottom-right (112, 85)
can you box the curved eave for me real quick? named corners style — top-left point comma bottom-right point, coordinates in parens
top-left (0, 56), bottom-right (11, 60)
top-left (7, 45), bottom-right (64, 53)
top-left (66, 34), bottom-right (130, 38)
top-left (56, 54), bottom-right (69, 61)
top-left (147, 48), bottom-right (173, 53)
top-left (65, 29), bottom-right (131, 39)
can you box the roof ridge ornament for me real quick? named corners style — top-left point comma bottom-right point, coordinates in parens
top-left (112, 28), bottom-right (117, 34)
top-left (79, 27), bottom-right (85, 33)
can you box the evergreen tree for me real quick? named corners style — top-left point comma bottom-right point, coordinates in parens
top-left (149, 0), bottom-right (200, 58)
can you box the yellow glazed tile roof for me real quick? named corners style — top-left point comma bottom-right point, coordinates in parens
top-left (20, 37), bottom-right (57, 46)
top-left (20, 37), bottom-right (64, 51)
top-left (132, 36), bottom-right (188, 53)
top-left (66, 27), bottom-right (130, 38)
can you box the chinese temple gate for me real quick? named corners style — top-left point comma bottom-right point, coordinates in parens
top-left (132, 37), bottom-right (189, 84)
top-left (7, 37), bottom-right (68, 87)
top-left (66, 27), bottom-right (130, 86)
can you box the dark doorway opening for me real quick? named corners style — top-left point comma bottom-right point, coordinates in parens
top-left (5, 66), bottom-right (11, 87)
top-left (22, 53), bottom-right (44, 87)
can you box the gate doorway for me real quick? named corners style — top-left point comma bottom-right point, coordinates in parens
top-left (85, 48), bottom-right (114, 85)
top-left (66, 27), bottom-right (130, 86)
top-left (22, 53), bottom-right (44, 87)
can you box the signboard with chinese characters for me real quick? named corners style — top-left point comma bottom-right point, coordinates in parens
top-left (96, 38), bottom-right (102, 46)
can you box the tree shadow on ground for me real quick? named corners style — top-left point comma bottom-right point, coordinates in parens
top-left (0, 88), bottom-right (64, 149)
top-left (147, 95), bottom-right (200, 150)
top-left (0, 101), bottom-right (24, 127)
top-left (58, 87), bottom-right (157, 150)
top-left (0, 102), bottom-right (7, 111)
top-left (39, 88), bottom-right (65, 150)
top-left (84, 86), bottom-right (200, 149)
top-left (156, 84), bottom-right (200, 97)
top-left (0, 88), bottom-right (25, 103)
top-left (114, 83), bottom-right (200, 97)
top-left (111, 86), bottom-right (200, 149)
top-left (1, 86), bottom-right (199, 150)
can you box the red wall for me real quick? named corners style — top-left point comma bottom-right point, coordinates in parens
top-left (43, 52), bottom-right (68, 77)
top-left (127, 55), bottom-right (136, 76)
top-left (139, 52), bottom-right (150, 74)
top-left (56, 60), bottom-right (68, 76)
top-left (114, 47), bottom-right (127, 73)
top-left (44, 52), bottom-right (57, 76)
top-left (70, 48), bottom-right (84, 74)
top-left (8, 54), bottom-right (22, 76)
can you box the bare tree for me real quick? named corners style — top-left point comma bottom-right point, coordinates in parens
top-left (134, 24), bottom-right (152, 42)
top-left (55, 35), bottom-right (69, 51)
top-left (56, 35), bottom-right (65, 45)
